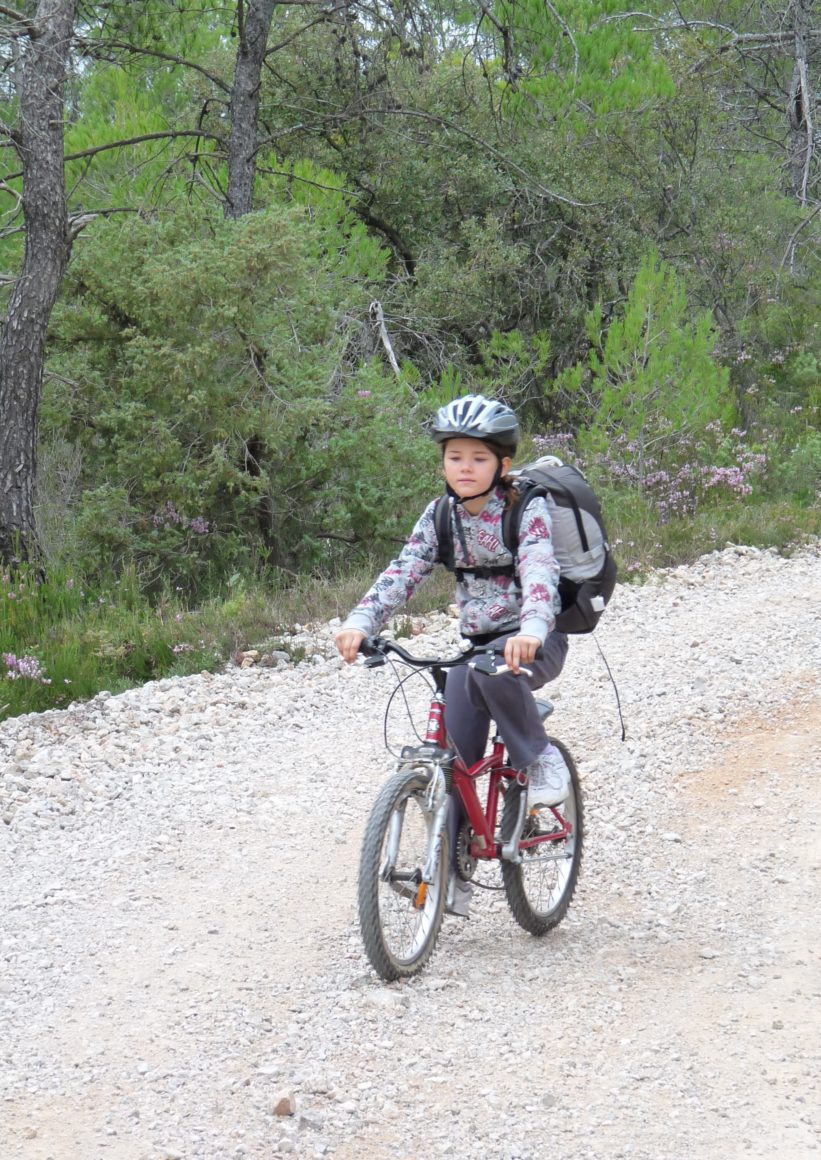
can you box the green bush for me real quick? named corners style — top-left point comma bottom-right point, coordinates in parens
top-left (775, 431), bottom-right (821, 503)
top-left (44, 202), bottom-right (420, 593)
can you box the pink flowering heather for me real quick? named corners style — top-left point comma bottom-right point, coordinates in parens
top-left (3, 653), bottom-right (51, 684)
top-left (151, 504), bottom-right (211, 534)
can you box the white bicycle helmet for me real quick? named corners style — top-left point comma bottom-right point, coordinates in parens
top-left (431, 394), bottom-right (520, 452)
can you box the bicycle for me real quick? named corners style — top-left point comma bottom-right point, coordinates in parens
top-left (356, 635), bottom-right (584, 981)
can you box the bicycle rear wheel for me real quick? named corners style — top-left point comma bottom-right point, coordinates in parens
top-left (358, 767), bottom-right (449, 981)
top-left (500, 738), bottom-right (583, 936)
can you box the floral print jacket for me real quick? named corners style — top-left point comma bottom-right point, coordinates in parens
top-left (343, 487), bottom-right (561, 643)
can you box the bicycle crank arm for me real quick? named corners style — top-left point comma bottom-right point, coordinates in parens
top-left (500, 787), bottom-right (528, 863)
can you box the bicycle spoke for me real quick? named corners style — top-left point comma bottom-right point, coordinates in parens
top-left (358, 770), bottom-right (448, 980)
top-left (500, 742), bottom-right (584, 936)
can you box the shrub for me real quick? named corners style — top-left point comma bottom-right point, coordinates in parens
top-left (44, 202), bottom-right (411, 593)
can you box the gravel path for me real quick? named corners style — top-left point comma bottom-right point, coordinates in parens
top-left (2, 544), bottom-right (820, 1160)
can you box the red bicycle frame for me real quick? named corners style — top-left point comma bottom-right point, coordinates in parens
top-left (422, 688), bottom-right (572, 861)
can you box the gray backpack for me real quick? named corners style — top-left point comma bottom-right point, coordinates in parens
top-left (433, 456), bottom-right (617, 633)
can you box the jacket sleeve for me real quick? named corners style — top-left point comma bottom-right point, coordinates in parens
top-left (515, 495), bottom-right (561, 643)
top-left (343, 500), bottom-right (439, 635)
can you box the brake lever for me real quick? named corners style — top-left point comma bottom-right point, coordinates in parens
top-left (469, 650), bottom-right (533, 678)
top-left (357, 635), bottom-right (387, 667)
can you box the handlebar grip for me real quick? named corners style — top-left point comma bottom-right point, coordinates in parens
top-left (495, 663), bottom-right (534, 677)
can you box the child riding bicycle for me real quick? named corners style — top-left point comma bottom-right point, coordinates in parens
top-left (335, 394), bottom-right (571, 916)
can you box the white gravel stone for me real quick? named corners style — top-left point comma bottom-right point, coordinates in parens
top-left (0, 543), bottom-right (820, 1160)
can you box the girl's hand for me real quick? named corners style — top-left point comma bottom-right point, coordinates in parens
top-left (503, 634), bottom-right (542, 675)
top-left (335, 628), bottom-right (366, 664)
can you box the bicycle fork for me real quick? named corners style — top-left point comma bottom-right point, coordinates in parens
top-left (379, 760), bottom-right (450, 889)
top-left (421, 764), bottom-right (450, 884)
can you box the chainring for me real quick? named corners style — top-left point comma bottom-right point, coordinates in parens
top-left (456, 821), bottom-right (477, 881)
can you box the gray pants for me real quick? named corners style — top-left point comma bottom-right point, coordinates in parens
top-left (444, 631), bottom-right (568, 867)
top-left (444, 631), bottom-right (569, 770)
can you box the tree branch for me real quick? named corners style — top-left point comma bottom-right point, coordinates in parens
top-left (77, 36), bottom-right (230, 92)
top-left (0, 3), bottom-right (38, 37)
top-left (263, 3), bottom-right (353, 58)
top-left (355, 205), bottom-right (416, 279)
top-left (252, 123), bottom-right (309, 155)
top-left (597, 8), bottom-right (821, 52)
top-left (0, 176), bottom-right (22, 205)
top-left (778, 202), bottom-right (821, 280)
top-left (544, 0), bottom-right (580, 82)
top-left (68, 205), bottom-right (139, 240)
top-left (369, 300), bottom-right (401, 376)
top-left (3, 129), bottom-right (225, 182)
top-left (254, 162), bottom-right (356, 198)
top-left (793, 52), bottom-right (814, 205)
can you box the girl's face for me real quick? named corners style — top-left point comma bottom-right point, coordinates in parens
top-left (442, 438), bottom-right (511, 505)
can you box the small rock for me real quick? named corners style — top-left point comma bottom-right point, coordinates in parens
top-left (274, 1092), bottom-right (296, 1117)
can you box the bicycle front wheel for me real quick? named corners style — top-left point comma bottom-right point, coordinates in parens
top-left (358, 767), bottom-right (449, 981)
top-left (500, 739), bottom-right (583, 936)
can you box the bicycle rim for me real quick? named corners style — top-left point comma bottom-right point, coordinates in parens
top-left (358, 768), bottom-right (448, 981)
top-left (501, 740), bottom-right (583, 936)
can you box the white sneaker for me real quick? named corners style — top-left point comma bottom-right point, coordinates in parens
top-left (525, 746), bottom-right (570, 809)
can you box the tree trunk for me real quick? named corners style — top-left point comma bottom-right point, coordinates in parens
top-left (224, 0), bottom-right (277, 220)
top-left (0, 0), bottom-right (78, 564)
top-left (787, 0), bottom-right (815, 206)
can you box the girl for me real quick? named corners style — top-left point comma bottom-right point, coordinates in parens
top-left (335, 394), bottom-right (570, 916)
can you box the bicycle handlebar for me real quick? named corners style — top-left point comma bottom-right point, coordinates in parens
top-left (360, 635), bottom-right (473, 669)
top-left (360, 635), bottom-right (541, 676)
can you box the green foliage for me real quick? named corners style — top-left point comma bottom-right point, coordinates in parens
top-left (776, 432), bottom-right (821, 504)
top-left (498, 0), bottom-right (675, 123)
top-left (475, 329), bottom-right (554, 408)
top-left (62, 8), bottom-right (231, 209)
top-left (411, 216), bottom-right (531, 335)
top-left (563, 250), bottom-right (733, 482)
top-left (736, 281), bottom-right (821, 436)
top-left (0, 563), bottom-right (215, 720)
top-left (45, 201), bottom-right (413, 590)
top-left (319, 371), bottom-right (440, 552)
top-left (2, 0), bottom-right (817, 672)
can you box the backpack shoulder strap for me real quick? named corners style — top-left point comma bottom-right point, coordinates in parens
top-left (433, 494), bottom-right (455, 569)
top-left (501, 481), bottom-right (548, 563)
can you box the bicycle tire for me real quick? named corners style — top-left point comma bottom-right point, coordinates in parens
top-left (500, 738), bottom-right (583, 936)
top-left (358, 766), bottom-right (449, 981)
